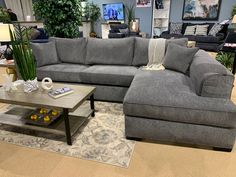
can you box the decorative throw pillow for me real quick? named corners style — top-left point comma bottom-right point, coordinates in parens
top-left (163, 43), bottom-right (199, 73)
top-left (195, 25), bottom-right (209, 35)
top-left (119, 28), bottom-right (129, 34)
top-left (170, 22), bottom-right (183, 34)
top-left (30, 41), bottom-right (59, 67)
top-left (184, 25), bottom-right (196, 35)
top-left (208, 23), bottom-right (223, 36)
top-left (166, 38), bottom-right (188, 48)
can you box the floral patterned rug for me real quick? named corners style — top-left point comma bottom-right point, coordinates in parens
top-left (0, 102), bottom-right (135, 168)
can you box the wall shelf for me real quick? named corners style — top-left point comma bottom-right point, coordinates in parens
top-left (152, 0), bottom-right (170, 37)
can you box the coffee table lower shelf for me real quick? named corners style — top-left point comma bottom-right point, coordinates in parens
top-left (0, 106), bottom-right (93, 143)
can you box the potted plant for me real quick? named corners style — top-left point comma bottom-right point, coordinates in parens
top-left (9, 24), bottom-right (38, 93)
top-left (216, 52), bottom-right (234, 71)
top-left (232, 4), bottom-right (236, 17)
top-left (33, 0), bottom-right (82, 38)
top-left (84, 2), bottom-right (101, 37)
top-left (125, 4), bottom-right (135, 31)
top-left (0, 7), bottom-right (10, 23)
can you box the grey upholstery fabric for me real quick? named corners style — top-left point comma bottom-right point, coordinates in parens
top-left (50, 37), bottom-right (87, 64)
top-left (132, 37), bottom-right (149, 66)
top-left (82, 84), bottom-right (128, 102)
top-left (166, 38), bottom-right (188, 47)
top-left (80, 65), bottom-right (138, 87)
top-left (190, 50), bottom-right (234, 98)
top-left (30, 41), bottom-right (59, 67)
top-left (163, 43), bottom-right (199, 73)
top-left (37, 63), bottom-right (88, 82)
top-left (125, 116), bottom-right (236, 149)
top-left (123, 70), bottom-right (236, 128)
top-left (85, 38), bottom-right (134, 65)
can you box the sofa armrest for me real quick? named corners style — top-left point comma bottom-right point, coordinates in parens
top-left (190, 50), bottom-right (234, 99)
top-left (216, 33), bottom-right (225, 40)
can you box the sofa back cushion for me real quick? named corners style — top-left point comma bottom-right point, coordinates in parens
top-left (86, 38), bottom-right (134, 65)
top-left (190, 50), bottom-right (234, 99)
top-left (133, 37), bottom-right (149, 66)
top-left (50, 37), bottom-right (87, 64)
top-left (30, 41), bottom-right (59, 67)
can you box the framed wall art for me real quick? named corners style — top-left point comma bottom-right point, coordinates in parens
top-left (182, 0), bottom-right (221, 20)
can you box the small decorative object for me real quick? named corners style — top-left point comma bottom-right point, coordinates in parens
top-left (130, 20), bottom-right (139, 32)
top-left (10, 23), bottom-right (38, 93)
top-left (41, 77), bottom-right (53, 90)
top-left (155, 0), bottom-right (164, 9)
top-left (23, 77), bottom-right (39, 93)
top-left (48, 87), bottom-right (74, 99)
top-left (2, 74), bottom-right (16, 91)
top-left (183, 0), bottom-right (221, 20)
top-left (136, 0), bottom-right (152, 8)
top-left (25, 108), bottom-right (62, 126)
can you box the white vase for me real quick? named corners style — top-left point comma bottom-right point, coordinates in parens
top-left (23, 78), bottom-right (39, 93)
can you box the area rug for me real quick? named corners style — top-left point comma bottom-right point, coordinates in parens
top-left (0, 102), bottom-right (135, 168)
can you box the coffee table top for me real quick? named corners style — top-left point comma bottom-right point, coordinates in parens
top-left (0, 83), bottom-right (95, 112)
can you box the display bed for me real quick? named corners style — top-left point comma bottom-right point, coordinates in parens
top-left (0, 83), bottom-right (96, 145)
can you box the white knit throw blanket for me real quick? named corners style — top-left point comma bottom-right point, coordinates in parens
top-left (142, 38), bottom-right (166, 70)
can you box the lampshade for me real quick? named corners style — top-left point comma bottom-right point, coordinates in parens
top-left (232, 15), bottom-right (236, 24)
top-left (0, 24), bottom-right (14, 42)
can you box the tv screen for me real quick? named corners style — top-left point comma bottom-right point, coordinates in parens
top-left (103, 3), bottom-right (124, 21)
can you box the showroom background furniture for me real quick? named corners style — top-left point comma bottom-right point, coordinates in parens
top-left (160, 22), bottom-right (229, 51)
top-left (31, 37), bottom-right (236, 150)
top-left (108, 24), bottom-right (141, 38)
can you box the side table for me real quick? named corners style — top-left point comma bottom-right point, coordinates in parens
top-left (0, 59), bottom-right (17, 81)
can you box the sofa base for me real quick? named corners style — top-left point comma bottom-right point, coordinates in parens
top-left (85, 84), bottom-right (129, 102)
top-left (125, 116), bottom-right (236, 150)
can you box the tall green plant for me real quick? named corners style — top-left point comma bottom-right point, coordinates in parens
top-left (232, 4), bottom-right (236, 17)
top-left (125, 4), bottom-right (135, 28)
top-left (33, 0), bottom-right (82, 38)
top-left (0, 7), bottom-right (10, 23)
top-left (216, 52), bottom-right (234, 71)
top-left (9, 24), bottom-right (36, 81)
top-left (84, 2), bottom-right (101, 34)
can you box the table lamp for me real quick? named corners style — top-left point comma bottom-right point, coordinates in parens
top-left (0, 24), bottom-right (14, 60)
top-left (232, 15), bottom-right (236, 31)
top-left (130, 20), bottom-right (139, 33)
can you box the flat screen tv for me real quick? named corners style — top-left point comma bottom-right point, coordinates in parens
top-left (102, 3), bottom-right (124, 21)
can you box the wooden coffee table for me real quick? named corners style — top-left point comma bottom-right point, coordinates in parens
top-left (0, 83), bottom-right (96, 145)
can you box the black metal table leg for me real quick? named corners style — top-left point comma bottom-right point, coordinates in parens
top-left (232, 53), bottom-right (236, 74)
top-left (63, 108), bottom-right (72, 145)
top-left (90, 94), bottom-right (95, 117)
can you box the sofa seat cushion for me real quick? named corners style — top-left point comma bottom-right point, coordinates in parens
top-left (124, 70), bottom-right (236, 128)
top-left (80, 65), bottom-right (138, 87)
top-left (37, 63), bottom-right (88, 82)
top-left (195, 35), bottom-right (224, 43)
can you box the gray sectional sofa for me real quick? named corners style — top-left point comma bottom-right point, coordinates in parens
top-left (31, 37), bottom-right (236, 151)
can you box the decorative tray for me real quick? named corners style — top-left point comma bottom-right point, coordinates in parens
top-left (24, 108), bottom-right (62, 126)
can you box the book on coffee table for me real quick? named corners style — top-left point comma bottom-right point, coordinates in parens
top-left (48, 87), bottom-right (74, 99)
